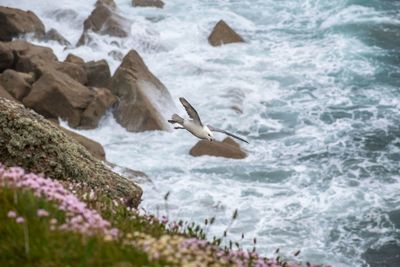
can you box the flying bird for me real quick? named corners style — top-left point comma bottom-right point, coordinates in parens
top-left (168, 97), bottom-right (249, 143)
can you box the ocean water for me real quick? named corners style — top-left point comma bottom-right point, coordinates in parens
top-left (3, 0), bottom-right (400, 265)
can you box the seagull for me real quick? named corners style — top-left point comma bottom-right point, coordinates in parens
top-left (168, 97), bottom-right (249, 143)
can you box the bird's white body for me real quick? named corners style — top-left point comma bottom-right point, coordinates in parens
top-left (168, 97), bottom-right (248, 144)
top-left (183, 120), bottom-right (213, 140)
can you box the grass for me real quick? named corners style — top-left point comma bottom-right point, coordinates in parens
top-left (0, 187), bottom-right (165, 267)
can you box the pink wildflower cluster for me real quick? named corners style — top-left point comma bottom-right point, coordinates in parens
top-left (0, 165), bottom-right (118, 239)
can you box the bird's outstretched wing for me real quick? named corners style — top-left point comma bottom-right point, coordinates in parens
top-left (208, 125), bottom-right (249, 144)
top-left (179, 97), bottom-right (203, 126)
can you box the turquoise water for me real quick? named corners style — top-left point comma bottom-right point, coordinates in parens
top-left (4, 0), bottom-right (400, 265)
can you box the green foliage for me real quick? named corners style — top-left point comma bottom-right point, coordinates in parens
top-left (0, 187), bottom-right (164, 267)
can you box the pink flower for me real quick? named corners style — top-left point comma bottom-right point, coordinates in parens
top-left (16, 217), bottom-right (25, 224)
top-left (7, 210), bottom-right (17, 218)
top-left (37, 209), bottom-right (49, 217)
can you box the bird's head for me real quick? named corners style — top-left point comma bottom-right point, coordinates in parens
top-left (206, 127), bottom-right (214, 142)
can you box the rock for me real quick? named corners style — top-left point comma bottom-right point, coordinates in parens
top-left (0, 83), bottom-right (17, 102)
top-left (0, 42), bottom-right (14, 72)
top-left (0, 6), bottom-right (45, 41)
top-left (64, 53), bottom-right (85, 65)
top-left (111, 50), bottom-right (175, 132)
top-left (77, 3), bottom-right (129, 46)
top-left (54, 61), bottom-right (88, 85)
top-left (132, 0), bottom-right (165, 8)
top-left (96, 0), bottom-right (116, 9)
top-left (80, 87), bottom-right (117, 129)
top-left (58, 126), bottom-right (106, 161)
top-left (108, 50), bottom-right (124, 61)
top-left (208, 20), bottom-right (245, 47)
top-left (0, 98), bottom-right (142, 207)
top-left (106, 162), bottom-right (151, 184)
top-left (45, 28), bottom-right (71, 46)
top-left (84, 60), bottom-right (111, 88)
top-left (189, 137), bottom-right (247, 159)
top-left (3, 40), bottom-right (58, 75)
top-left (23, 69), bottom-right (94, 127)
top-left (0, 69), bottom-right (32, 100)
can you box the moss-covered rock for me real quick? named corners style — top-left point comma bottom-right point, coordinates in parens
top-left (0, 97), bottom-right (142, 207)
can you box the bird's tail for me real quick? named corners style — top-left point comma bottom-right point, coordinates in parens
top-left (168, 114), bottom-right (184, 125)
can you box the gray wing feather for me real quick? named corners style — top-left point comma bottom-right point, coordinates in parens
top-left (208, 125), bottom-right (249, 144)
top-left (179, 97), bottom-right (203, 126)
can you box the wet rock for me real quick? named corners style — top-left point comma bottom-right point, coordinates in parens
top-left (108, 50), bottom-right (124, 61)
top-left (80, 87), bottom-right (117, 129)
top-left (96, 0), bottom-right (117, 9)
top-left (23, 69), bottom-right (94, 127)
top-left (0, 42), bottom-right (14, 72)
top-left (64, 53), bottom-right (85, 65)
top-left (54, 61), bottom-right (88, 85)
top-left (0, 98), bottom-right (142, 207)
top-left (84, 60), bottom-right (111, 88)
top-left (77, 3), bottom-right (129, 46)
top-left (45, 28), bottom-right (71, 46)
top-left (0, 6), bottom-right (45, 41)
top-left (106, 162), bottom-right (151, 184)
top-left (111, 50), bottom-right (175, 132)
top-left (190, 137), bottom-right (247, 159)
top-left (0, 69), bottom-right (32, 100)
top-left (0, 83), bottom-right (17, 102)
top-left (208, 20), bottom-right (245, 47)
top-left (132, 0), bottom-right (165, 8)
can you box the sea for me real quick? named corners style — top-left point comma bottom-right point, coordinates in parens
top-left (2, 0), bottom-right (400, 266)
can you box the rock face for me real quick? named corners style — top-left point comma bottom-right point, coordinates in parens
top-left (84, 60), bottom-right (111, 88)
top-left (0, 6), bottom-right (45, 41)
top-left (0, 98), bottom-right (142, 207)
top-left (208, 20), bottom-right (245, 47)
top-left (0, 69), bottom-right (32, 100)
top-left (132, 0), bottom-right (165, 8)
top-left (23, 70), bottom-right (94, 127)
top-left (190, 137), bottom-right (247, 159)
top-left (80, 87), bottom-right (117, 129)
top-left (45, 28), bottom-right (71, 46)
top-left (77, 1), bottom-right (129, 45)
top-left (111, 50), bottom-right (175, 132)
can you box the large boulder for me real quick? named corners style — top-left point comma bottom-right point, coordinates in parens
top-left (0, 98), bottom-right (142, 207)
top-left (208, 20), bottom-right (245, 47)
top-left (0, 42), bottom-right (14, 72)
top-left (84, 60), bottom-right (111, 88)
top-left (80, 87), bottom-right (117, 129)
top-left (190, 137), bottom-right (247, 159)
top-left (0, 6), bottom-right (45, 41)
top-left (132, 0), bottom-right (165, 8)
top-left (54, 61), bottom-right (88, 85)
top-left (22, 69), bottom-right (94, 127)
top-left (110, 50), bottom-right (175, 132)
top-left (77, 1), bottom-right (129, 46)
top-left (0, 69), bottom-right (32, 100)
top-left (2, 40), bottom-right (58, 75)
